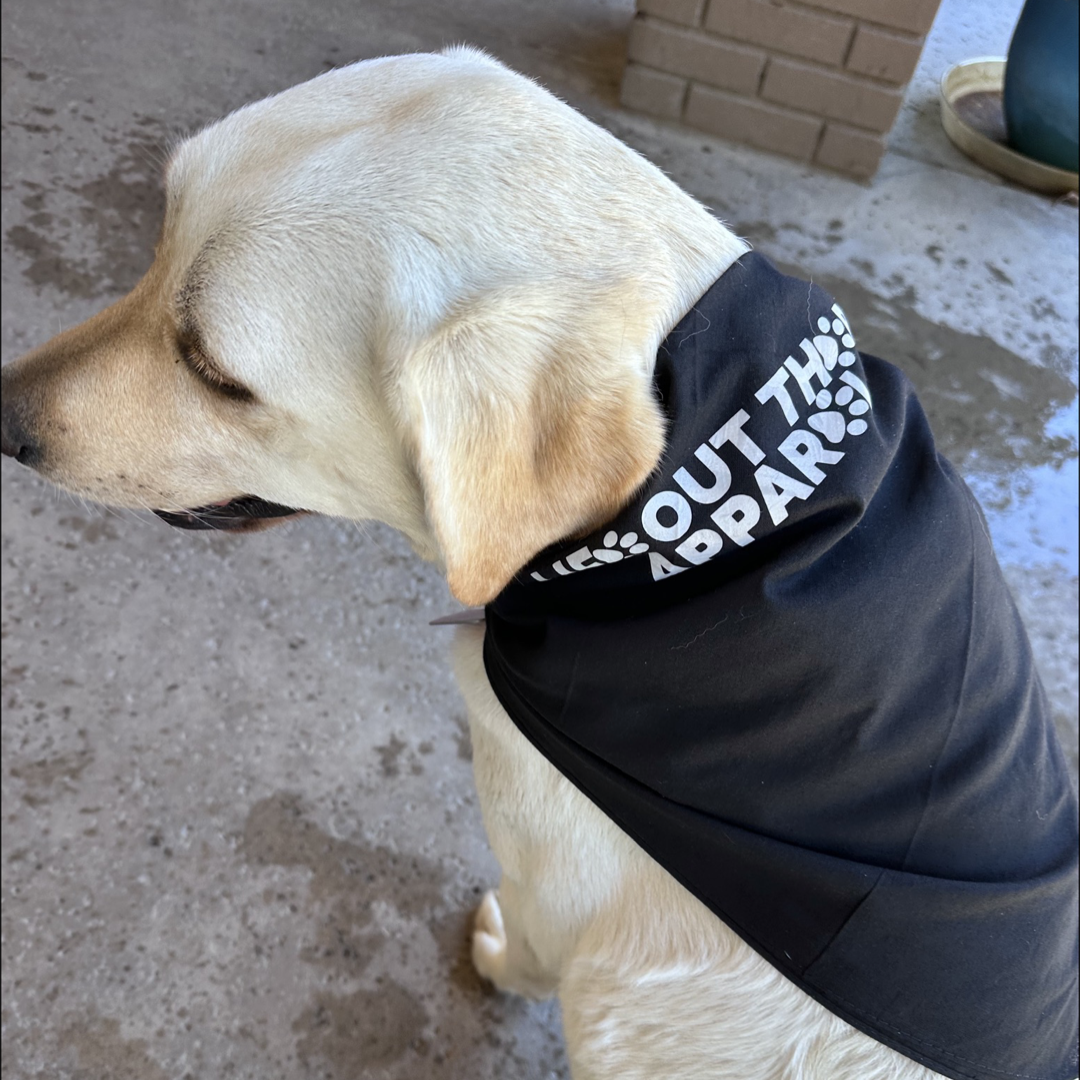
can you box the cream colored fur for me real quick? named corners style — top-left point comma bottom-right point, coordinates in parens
top-left (2, 48), bottom-right (945, 1078)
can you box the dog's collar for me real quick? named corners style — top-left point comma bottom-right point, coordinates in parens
top-left (430, 608), bottom-right (485, 625)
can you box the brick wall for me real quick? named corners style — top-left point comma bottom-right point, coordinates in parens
top-left (621, 0), bottom-right (942, 178)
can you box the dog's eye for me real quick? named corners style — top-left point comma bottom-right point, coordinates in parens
top-left (176, 326), bottom-right (255, 403)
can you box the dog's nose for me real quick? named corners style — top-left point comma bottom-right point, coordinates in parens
top-left (1, 377), bottom-right (40, 466)
top-left (1, 413), bottom-right (32, 463)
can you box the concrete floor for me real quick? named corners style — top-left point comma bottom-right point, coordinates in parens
top-left (1, 0), bottom-right (1076, 1077)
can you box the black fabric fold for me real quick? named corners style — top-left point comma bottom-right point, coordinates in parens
top-left (484, 253), bottom-right (1079, 1080)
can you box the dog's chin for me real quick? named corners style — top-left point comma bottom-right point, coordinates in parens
top-left (153, 495), bottom-right (305, 532)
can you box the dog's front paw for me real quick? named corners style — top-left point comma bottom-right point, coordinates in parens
top-left (472, 889), bottom-right (508, 983)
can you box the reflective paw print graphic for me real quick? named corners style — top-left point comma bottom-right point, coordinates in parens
top-left (592, 530), bottom-right (650, 563)
top-left (807, 306), bottom-right (870, 442)
top-left (809, 309), bottom-right (857, 374)
top-left (537, 529), bottom-right (652, 580)
top-left (809, 373), bottom-right (871, 441)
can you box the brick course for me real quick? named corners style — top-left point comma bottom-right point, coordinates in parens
top-left (703, 0), bottom-right (854, 67)
top-left (800, 0), bottom-right (940, 35)
top-left (762, 56), bottom-right (904, 132)
top-left (620, 0), bottom-right (942, 179)
top-left (628, 15), bottom-right (765, 95)
top-left (686, 83), bottom-right (823, 159)
top-left (816, 121), bottom-right (887, 177)
top-left (621, 62), bottom-right (689, 119)
top-left (846, 23), bottom-right (924, 84)
top-left (637, 0), bottom-right (706, 27)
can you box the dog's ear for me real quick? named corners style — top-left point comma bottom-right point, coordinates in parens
top-left (400, 286), bottom-right (666, 606)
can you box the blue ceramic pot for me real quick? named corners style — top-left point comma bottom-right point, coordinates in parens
top-left (1004, 0), bottom-right (1079, 171)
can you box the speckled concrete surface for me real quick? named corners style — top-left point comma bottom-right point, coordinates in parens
top-left (2, 0), bottom-right (1076, 1078)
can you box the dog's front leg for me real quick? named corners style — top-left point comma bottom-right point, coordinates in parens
top-left (472, 878), bottom-right (558, 999)
top-left (452, 625), bottom-right (633, 1002)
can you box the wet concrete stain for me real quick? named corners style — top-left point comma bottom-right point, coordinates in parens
top-left (242, 791), bottom-right (447, 907)
top-left (293, 980), bottom-right (429, 1075)
top-left (58, 1014), bottom-right (168, 1080)
top-left (373, 733), bottom-right (431, 778)
top-left (57, 514), bottom-right (120, 543)
top-left (9, 120), bottom-right (63, 135)
top-left (7, 125), bottom-right (168, 299)
top-left (985, 262), bottom-right (1014, 287)
top-left (1029, 295), bottom-right (1063, 323)
top-left (776, 261), bottom-right (1078, 569)
top-left (376, 734), bottom-right (408, 778)
top-left (430, 903), bottom-right (493, 998)
top-left (241, 794), bottom-right (469, 1074)
top-left (9, 735), bottom-right (93, 807)
top-left (242, 793), bottom-right (447, 976)
top-left (2, 662), bottom-right (29, 688)
top-left (8, 747), bottom-right (92, 788)
top-left (732, 220), bottom-right (777, 243)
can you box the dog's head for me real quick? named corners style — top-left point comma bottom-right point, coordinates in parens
top-left (1, 48), bottom-right (743, 604)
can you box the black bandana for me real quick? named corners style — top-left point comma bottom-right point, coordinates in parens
top-left (483, 253), bottom-right (1079, 1080)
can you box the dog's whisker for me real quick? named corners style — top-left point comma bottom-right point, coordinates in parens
top-left (347, 517), bottom-right (400, 558)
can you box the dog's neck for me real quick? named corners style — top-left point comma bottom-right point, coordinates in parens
top-left (647, 218), bottom-right (750, 374)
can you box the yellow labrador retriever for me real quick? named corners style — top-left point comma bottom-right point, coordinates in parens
top-left (3, 49), bottom-right (1075, 1080)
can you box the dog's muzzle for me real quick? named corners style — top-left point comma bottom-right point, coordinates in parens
top-left (153, 496), bottom-right (302, 531)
